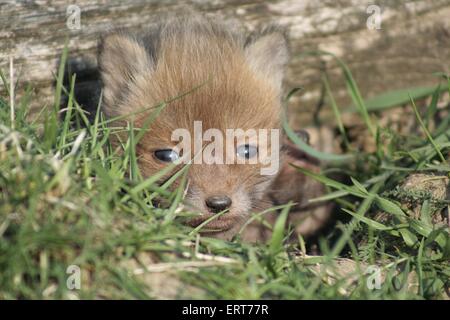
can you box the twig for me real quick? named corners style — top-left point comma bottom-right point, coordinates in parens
top-left (133, 260), bottom-right (236, 274)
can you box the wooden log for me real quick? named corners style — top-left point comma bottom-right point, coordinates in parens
top-left (1, 0), bottom-right (449, 125)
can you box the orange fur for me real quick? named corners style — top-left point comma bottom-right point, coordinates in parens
top-left (98, 12), bottom-right (329, 240)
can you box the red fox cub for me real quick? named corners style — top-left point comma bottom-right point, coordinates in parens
top-left (98, 13), bottom-right (331, 241)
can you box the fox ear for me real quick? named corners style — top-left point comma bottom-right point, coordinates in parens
top-left (98, 33), bottom-right (154, 114)
top-left (244, 29), bottom-right (289, 92)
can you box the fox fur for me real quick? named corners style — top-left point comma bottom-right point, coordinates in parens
top-left (98, 12), bottom-right (331, 241)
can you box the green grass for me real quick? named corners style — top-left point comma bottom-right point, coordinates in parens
top-left (0, 49), bottom-right (449, 300)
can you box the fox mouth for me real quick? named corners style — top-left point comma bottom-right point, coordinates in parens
top-left (186, 214), bottom-right (238, 233)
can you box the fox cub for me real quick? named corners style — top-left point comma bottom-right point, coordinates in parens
top-left (98, 13), bottom-right (331, 241)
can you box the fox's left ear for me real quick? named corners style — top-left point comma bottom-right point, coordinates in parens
top-left (244, 28), bottom-right (289, 92)
top-left (98, 32), bottom-right (154, 117)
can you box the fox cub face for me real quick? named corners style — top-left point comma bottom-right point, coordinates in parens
top-left (99, 14), bottom-right (289, 238)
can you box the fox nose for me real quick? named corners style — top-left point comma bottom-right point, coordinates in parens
top-left (205, 195), bottom-right (232, 213)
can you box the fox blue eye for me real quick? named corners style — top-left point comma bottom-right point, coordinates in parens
top-left (154, 149), bottom-right (179, 162)
top-left (236, 144), bottom-right (258, 159)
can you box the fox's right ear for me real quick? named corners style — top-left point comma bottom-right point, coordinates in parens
top-left (98, 33), bottom-right (154, 114)
top-left (244, 28), bottom-right (289, 93)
